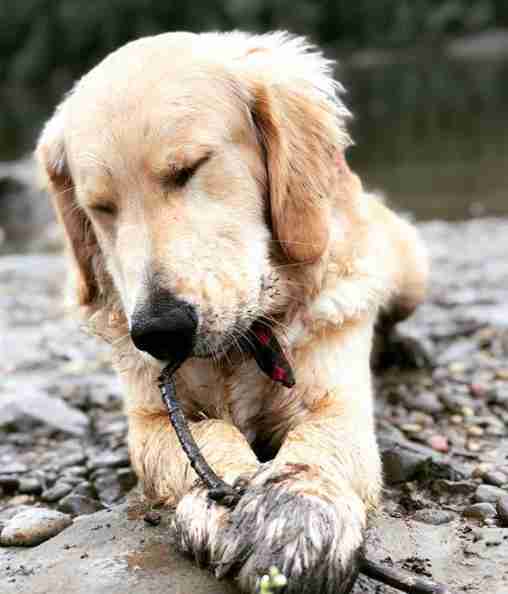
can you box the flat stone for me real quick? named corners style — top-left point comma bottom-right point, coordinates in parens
top-left (381, 446), bottom-right (426, 484)
top-left (0, 501), bottom-right (239, 593)
top-left (413, 509), bottom-right (455, 525)
top-left (0, 389), bottom-right (89, 437)
top-left (483, 471), bottom-right (508, 488)
top-left (71, 482), bottom-right (95, 499)
top-left (18, 478), bottom-right (42, 495)
top-left (41, 482), bottom-right (73, 503)
top-left (0, 508), bottom-right (72, 546)
top-left (1, 463), bottom-right (28, 475)
top-left (87, 450), bottom-right (130, 470)
top-left (496, 496), bottom-right (508, 526)
top-left (464, 503), bottom-right (497, 520)
top-left (57, 494), bottom-right (105, 516)
top-left (57, 453), bottom-right (87, 469)
top-left (474, 484), bottom-right (507, 504)
top-left (94, 475), bottom-right (123, 505)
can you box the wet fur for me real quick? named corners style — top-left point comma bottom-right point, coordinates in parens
top-left (36, 31), bottom-right (429, 593)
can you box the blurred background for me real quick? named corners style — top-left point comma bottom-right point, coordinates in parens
top-left (1, 0), bottom-right (508, 253)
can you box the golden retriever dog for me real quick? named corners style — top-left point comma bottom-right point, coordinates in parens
top-left (36, 31), bottom-right (428, 593)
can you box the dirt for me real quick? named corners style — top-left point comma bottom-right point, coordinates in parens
top-left (1, 165), bottom-right (508, 593)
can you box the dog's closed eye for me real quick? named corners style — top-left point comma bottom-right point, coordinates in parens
top-left (162, 153), bottom-right (212, 189)
top-left (90, 202), bottom-right (117, 216)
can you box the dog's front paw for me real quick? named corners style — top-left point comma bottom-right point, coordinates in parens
top-left (214, 464), bottom-right (365, 594)
top-left (171, 485), bottom-right (230, 566)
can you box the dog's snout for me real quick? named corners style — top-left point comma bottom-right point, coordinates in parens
top-left (130, 295), bottom-right (198, 361)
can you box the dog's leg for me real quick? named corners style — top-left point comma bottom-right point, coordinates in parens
top-left (371, 203), bottom-right (431, 369)
top-left (129, 411), bottom-right (259, 564)
top-left (213, 317), bottom-right (382, 594)
top-left (122, 362), bottom-right (260, 566)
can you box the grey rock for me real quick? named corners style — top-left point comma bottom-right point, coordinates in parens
top-left (483, 471), bottom-right (508, 488)
top-left (41, 482), bottom-right (73, 503)
top-left (496, 496), bottom-right (508, 526)
top-left (18, 478), bottom-right (42, 495)
top-left (0, 508), bottom-right (72, 546)
top-left (61, 465), bottom-right (87, 477)
top-left (57, 453), bottom-right (87, 469)
top-left (1, 463), bottom-right (28, 475)
top-left (71, 481), bottom-right (95, 499)
top-left (95, 475), bottom-right (123, 505)
top-left (57, 494), bottom-right (105, 516)
top-left (381, 446), bottom-right (426, 484)
top-left (87, 450), bottom-right (130, 470)
top-left (0, 390), bottom-right (89, 437)
top-left (439, 339), bottom-right (476, 365)
top-left (474, 484), bottom-right (507, 504)
top-left (432, 479), bottom-right (477, 497)
top-left (117, 468), bottom-right (137, 492)
top-left (0, 502), bottom-right (239, 594)
top-left (413, 509), bottom-right (455, 525)
top-left (464, 503), bottom-right (497, 520)
top-left (440, 392), bottom-right (475, 413)
top-left (412, 391), bottom-right (443, 414)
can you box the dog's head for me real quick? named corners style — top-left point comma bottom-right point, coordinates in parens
top-left (36, 32), bottom-right (356, 362)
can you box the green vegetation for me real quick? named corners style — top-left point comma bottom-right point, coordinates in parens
top-left (1, 0), bottom-right (507, 89)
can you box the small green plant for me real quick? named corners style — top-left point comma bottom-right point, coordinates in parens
top-left (258, 566), bottom-right (288, 594)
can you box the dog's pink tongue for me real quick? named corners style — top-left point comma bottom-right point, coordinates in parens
top-left (249, 322), bottom-right (295, 389)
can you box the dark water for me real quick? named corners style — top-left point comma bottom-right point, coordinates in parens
top-left (1, 51), bottom-right (507, 221)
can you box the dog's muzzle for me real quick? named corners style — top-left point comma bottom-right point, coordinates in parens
top-left (130, 295), bottom-right (198, 361)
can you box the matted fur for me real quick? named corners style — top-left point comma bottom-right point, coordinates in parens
top-left (36, 31), bottom-right (429, 593)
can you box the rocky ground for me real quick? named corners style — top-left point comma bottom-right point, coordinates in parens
top-left (1, 164), bottom-right (508, 593)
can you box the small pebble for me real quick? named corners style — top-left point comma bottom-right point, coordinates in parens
top-left (496, 495), bottom-right (508, 526)
top-left (71, 481), bottom-right (95, 499)
top-left (450, 414), bottom-right (463, 425)
top-left (400, 423), bottom-right (422, 434)
top-left (57, 494), bottom-right (105, 516)
top-left (0, 508), bottom-right (72, 546)
top-left (461, 406), bottom-right (475, 418)
top-left (467, 425), bottom-right (484, 437)
top-left (413, 509), bottom-right (455, 525)
top-left (495, 369), bottom-right (508, 381)
top-left (464, 502), bottom-right (497, 520)
top-left (95, 474), bottom-right (123, 505)
top-left (41, 482), bottom-right (73, 503)
top-left (144, 511), bottom-right (162, 526)
top-left (474, 484), bottom-right (507, 504)
top-left (87, 450), bottom-right (130, 471)
top-left (18, 478), bottom-right (43, 496)
top-left (428, 434), bottom-right (449, 453)
top-left (472, 463), bottom-right (493, 479)
top-left (1, 463), bottom-right (28, 475)
top-left (483, 471), bottom-right (507, 488)
top-left (467, 440), bottom-right (482, 452)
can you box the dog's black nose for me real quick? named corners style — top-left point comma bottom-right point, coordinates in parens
top-left (130, 295), bottom-right (198, 361)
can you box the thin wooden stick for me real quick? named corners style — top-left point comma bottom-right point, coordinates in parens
top-left (159, 364), bottom-right (453, 594)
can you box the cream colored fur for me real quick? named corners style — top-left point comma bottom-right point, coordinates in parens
top-left (36, 31), bottom-right (429, 594)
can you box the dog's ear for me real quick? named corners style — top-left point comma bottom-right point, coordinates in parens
top-left (35, 103), bottom-right (103, 310)
top-left (242, 34), bottom-right (353, 263)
